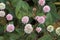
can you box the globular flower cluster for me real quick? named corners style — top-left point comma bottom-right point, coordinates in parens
top-left (0, 3), bottom-right (5, 10)
top-left (38, 0), bottom-right (45, 6)
top-left (0, 11), bottom-right (5, 17)
top-left (56, 27), bottom-right (60, 36)
top-left (22, 16), bottom-right (29, 24)
top-left (24, 24), bottom-right (33, 34)
top-left (35, 16), bottom-right (46, 24)
top-left (6, 24), bottom-right (15, 32)
top-left (6, 14), bottom-right (13, 21)
top-left (36, 27), bottom-right (42, 33)
top-left (47, 25), bottom-right (54, 32)
top-left (43, 5), bottom-right (50, 13)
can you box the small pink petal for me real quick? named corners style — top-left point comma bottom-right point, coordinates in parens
top-left (6, 14), bottom-right (13, 21)
top-left (36, 27), bottom-right (42, 33)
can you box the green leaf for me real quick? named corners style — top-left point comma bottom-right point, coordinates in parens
top-left (10, 0), bottom-right (23, 7)
top-left (48, 3), bottom-right (57, 14)
top-left (15, 0), bottom-right (22, 14)
top-left (0, 24), bottom-right (4, 35)
top-left (26, 32), bottom-right (36, 40)
top-left (15, 1), bottom-right (30, 19)
top-left (16, 10), bottom-right (28, 19)
top-left (45, 13), bottom-right (54, 26)
top-left (15, 1), bottom-right (29, 14)
top-left (15, 28), bottom-right (24, 36)
top-left (45, 3), bottom-right (60, 25)
top-left (38, 34), bottom-right (53, 40)
top-left (21, 1), bottom-right (30, 12)
top-left (9, 33), bottom-right (20, 40)
top-left (48, 2), bottom-right (60, 20)
top-left (51, 13), bottom-right (60, 20)
top-left (57, 36), bottom-right (60, 40)
top-left (0, 36), bottom-right (4, 40)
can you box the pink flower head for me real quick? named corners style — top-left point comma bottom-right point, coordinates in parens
top-left (6, 24), bottom-right (15, 32)
top-left (35, 16), bottom-right (40, 20)
top-left (22, 16), bottom-right (29, 24)
top-left (36, 27), bottom-right (42, 33)
top-left (6, 14), bottom-right (13, 21)
top-left (38, 0), bottom-right (45, 6)
top-left (37, 16), bottom-right (45, 24)
top-left (24, 24), bottom-right (33, 34)
top-left (43, 5), bottom-right (50, 13)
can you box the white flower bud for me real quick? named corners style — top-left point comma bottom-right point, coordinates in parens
top-left (47, 25), bottom-right (54, 32)
top-left (24, 24), bottom-right (33, 34)
top-left (56, 27), bottom-right (60, 36)
top-left (0, 3), bottom-right (5, 10)
top-left (0, 11), bottom-right (5, 17)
